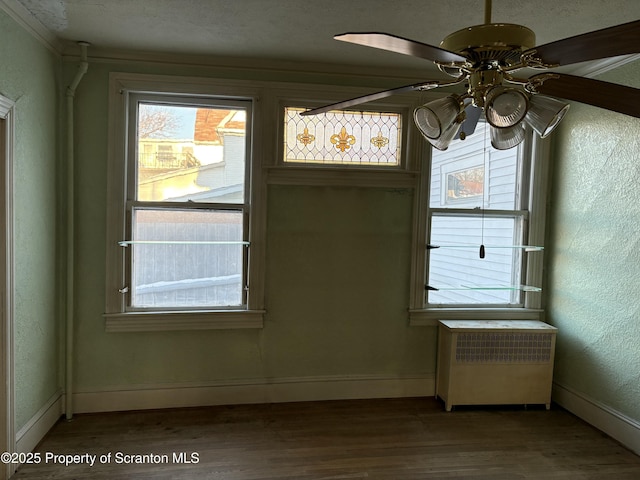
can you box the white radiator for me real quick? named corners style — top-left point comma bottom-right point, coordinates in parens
top-left (436, 320), bottom-right (557, 411)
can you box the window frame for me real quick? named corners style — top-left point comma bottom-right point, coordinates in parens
top-left (104, 73), bottom-right (267, 331)
top-left (105, 75), bottom-right (424, 332)
top-left (280, 105), bottom-right (405, 169)
top-left (408, 125), bottom-right (550, 325)
top-left (125, 93), bottom-right (252, 312)
top-left (104, 73), bottom-right (548, 331)
top-left (426, 124), bottom-right (529, 307)
top-left (265, 89), bottom-right (422, 189)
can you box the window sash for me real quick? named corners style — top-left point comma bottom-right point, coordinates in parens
top-left (426, 209), bottom-right (528, 307)
top-left (429, 124), bottom-right (526, 212)
top-left (127, 94), bottom-right (252, 204)
top-left (123, 204), bottom-right (250, 311)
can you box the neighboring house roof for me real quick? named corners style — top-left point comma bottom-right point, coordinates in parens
top-left (194, 109), bottom-right (246, 143)
top-left (194, 109), bottom-right (228, 143)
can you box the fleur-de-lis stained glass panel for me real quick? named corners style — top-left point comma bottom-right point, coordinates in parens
top-left (284, 107), bottom-right (401, 166)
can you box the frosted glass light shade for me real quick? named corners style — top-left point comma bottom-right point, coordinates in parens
top-left (485, 87), bottom-right (529, 128)
top-left (525, 95), bottom-right (570, 138)
top-left (430, 120), bottom-right (463, 151)
top-left (414, 96), bottom-right (461, 139)
top-left (490, 123), bottom-right (526, 150)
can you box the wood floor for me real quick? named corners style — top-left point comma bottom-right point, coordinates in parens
top-left (12, 397), bottom-right (640, 479)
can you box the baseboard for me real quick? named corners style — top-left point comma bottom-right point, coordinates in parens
top-left (15, 391), bottom-right (64, 455)
top-left (553, 382), bottom-right (640, 455)
top-left (73, 374), bottom-right (435, 414)
top-left (18, 380), bottom-right (639, 457)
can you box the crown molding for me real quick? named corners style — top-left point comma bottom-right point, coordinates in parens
top-left (61, 47), bottom-right (640, 94)
top-left (0, 0), bottom-right (62, 54)
top-left (60, 45), bottom-right (432, 84)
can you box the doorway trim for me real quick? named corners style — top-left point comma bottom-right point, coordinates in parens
top-left (0, 94), bottom-right (16, 480)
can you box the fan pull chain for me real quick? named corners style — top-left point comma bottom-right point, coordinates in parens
top-left (480, 122), bottom-right (487, 259)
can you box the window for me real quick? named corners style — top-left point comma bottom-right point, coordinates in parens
top-left (410, 121), bottom-right (548, 322)
top-left (105, 76), bottom-right (265, 331)
top-left (126, 97), bottom-right (249, 310)
top-left (283, 107), bottom-right (402, 167)
top-left (428, 121), bottom-right (529, 305)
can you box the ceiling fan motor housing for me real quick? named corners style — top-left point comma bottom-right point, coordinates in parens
top-left (438, 24), bottom-right (537, 108)
top-left (438, 23), bottom-right (536, 73)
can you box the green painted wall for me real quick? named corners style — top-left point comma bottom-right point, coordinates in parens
top-left (0, 11), bottom-right (62, 430)
top-left (546, 59), bottom-right (640, 421)
top-left (265, 185), bottom-right (431, 378)
top-left (70, 61), bottom-right (435, 395)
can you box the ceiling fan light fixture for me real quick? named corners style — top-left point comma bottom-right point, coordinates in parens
top-left (429, 119), bottom-right (464, 151)
top-left (485, 86), bottom-right (529, 128)
top-left (525, 94), bottom-right (570, 138)
top-left (413, 95), bottom-right (462, 140)
top-left (490, 123), bottom-right (526, 150)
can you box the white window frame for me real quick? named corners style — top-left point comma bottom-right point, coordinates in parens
top-left (409, 127), bottom-right (550, 326)
top-left (125, 93), bottom-right (252, 311)
top-left (104, 73), bottom-right (267, 332)
top-left (265, 86), bottom-right (422, 189)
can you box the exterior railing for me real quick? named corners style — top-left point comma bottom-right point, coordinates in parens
top-left (138, 152), bottom-right (200, 169)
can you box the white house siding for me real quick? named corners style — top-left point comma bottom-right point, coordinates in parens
top-left (132, 210), bottom-right (244, 308)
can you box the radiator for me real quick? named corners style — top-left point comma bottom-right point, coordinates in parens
top-left (436, 320), bottom-right (557, 411)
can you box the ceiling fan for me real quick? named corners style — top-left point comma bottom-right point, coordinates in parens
top-left (301, 0), bottom-right (640, 150)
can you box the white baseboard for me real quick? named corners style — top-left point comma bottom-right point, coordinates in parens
top-left (15, 391), bottom-right (64, 455)
top-left (73, 374), bottom-right (435, 414)
top-left (16, 380), bottom-right (639, 459)
top-left (553, 382), bottom-right (640, 455)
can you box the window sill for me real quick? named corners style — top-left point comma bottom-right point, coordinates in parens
top-left (103, 310), bottom-right (265, 332)
top-left (408, 308), bottom-right (544, 327)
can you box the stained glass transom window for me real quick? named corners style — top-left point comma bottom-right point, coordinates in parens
top-left (284, 107), bottom-right (401, 166)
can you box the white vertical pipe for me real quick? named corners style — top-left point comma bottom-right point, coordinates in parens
top-left (65, 42), bottom-right (89, 421)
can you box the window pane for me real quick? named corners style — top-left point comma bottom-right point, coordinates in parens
top-left (430, 122), bottom-right (519, 210)
top-left (137, 104), bottom-right (246, 203)
top-left (131, 209), bottom-right (245, 308)
top-left (428, 214), bottom-right (523, 305)
top-left (284, 107), bottom-right (401, 166)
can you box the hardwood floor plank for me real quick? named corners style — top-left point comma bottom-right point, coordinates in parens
top-left (11, 397), bottom-right (640, 479)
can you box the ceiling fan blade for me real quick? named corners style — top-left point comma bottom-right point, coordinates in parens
top-left (523, 20), bottom-right (640, 67)
top-left (530, 73), bottom-right (640, 118)
top-left (456, 104), bottom-right (483, 140)
top-left (335, 32), bottom-right (468, 65)
top-left (299, 81), bottom-right (441, 116)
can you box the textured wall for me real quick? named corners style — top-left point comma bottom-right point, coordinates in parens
top-left (0, 10), bottom-right (62, 430)
top-left (546, 59), bottom-right (640, 421)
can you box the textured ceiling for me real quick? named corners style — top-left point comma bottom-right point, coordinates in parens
top-left (14, 0), bottom-right (640, 74)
